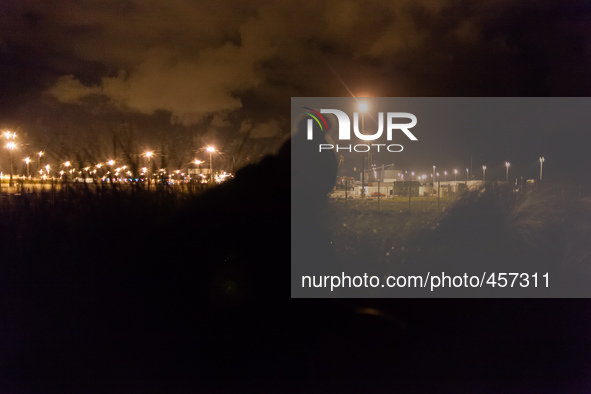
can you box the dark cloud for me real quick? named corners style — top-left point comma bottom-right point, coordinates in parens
top-left (0, 1), bottom-right (590, 171)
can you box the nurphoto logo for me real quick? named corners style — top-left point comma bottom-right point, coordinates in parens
top-left (303, 107), bottom-right (418, 153)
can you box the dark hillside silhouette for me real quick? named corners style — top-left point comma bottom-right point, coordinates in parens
top-left (0, 140), bottom-right (589, 393)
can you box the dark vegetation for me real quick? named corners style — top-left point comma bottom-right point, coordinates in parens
top-left (323, 184), bottom-right (591, 296)
top-left (0, 141), bottom-right (590, 392)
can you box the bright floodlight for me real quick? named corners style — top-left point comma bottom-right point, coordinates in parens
top-left (358, 101), bottom-right (368, 112)
top-left (108, 160), bottom-right (115, 166)
top-left (6, 142), bottom-right (15, 150)
top-left (206, 146), bottom-right (215, 153)
top-left (65, 161), bottom-right (71, 167)
top-left (25, 157), bottom-right (30, 164)
top-left (195, 159), bottom-right (203, 165)
top-left (146, 151), bottom-right (153, 158)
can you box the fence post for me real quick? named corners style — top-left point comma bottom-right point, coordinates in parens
top-left (438, 180), bottom-right (441, 211)
top-left (377, 180), bottom-right (380, 211)
top-left (408, 180), bottom-right (411, 212)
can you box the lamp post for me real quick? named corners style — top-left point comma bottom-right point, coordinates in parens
top-left (6, 141), bottom-right (16, 187)
top-left (466, 168), bottom-right (469, 184)
top-left (24, 157), bottom-right (30, 178)
top-left (5, 132), bottom-right (16, 187)
top-left (95, 163), bottom-right (102, 183)
top-left (454, 169), bottom-right (458, 181)
top-left (38, 151), bottom-right (44, 174)
top-left (194, 159), bottom-right (203, 187)
top-left (107, 160), bottom-right (115, 183)
top-left (359, 101), bottom-right (368, 197)
top-left (505, 162), bottom-right (510, 183)
top-left (482, 165), bottom-right (487, 182)
top-left (145, 151), bottom-right (153, 190)
top-left (64, 161), bottom-right (71, 183)
top-left (206, 146), bottom-right (215, 184)
top-left (539, 157), bottom-right (544, 181)
top-left (432, 165), bottom-right (436, 185)
top-left (444, 170), bottom-right (448, 181)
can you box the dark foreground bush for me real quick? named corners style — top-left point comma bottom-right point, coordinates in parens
top-left (0, 144), bottom-right (590, 392)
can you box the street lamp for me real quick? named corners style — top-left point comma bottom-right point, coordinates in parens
top-left (38, 151), bottom-right (44, 174)
top-left (411, 171), bottom-right (415, 181)
top-left (444, 170), bottom-right (448, 181)
top-left (5, 132), bottom-right (15, 187)
top-left (454, 169), bottom-right (458, 181)
top-left (505, 162), bottom-right (510, 183)
top-left (145, 151), bottom-right (153, 189)
top-left (24, 157), bottom-right (30, 178)
top-left (358, 101), bottom-right (368, 197)
top-left (194, 159), bottom-right (203, 184)
top-left (95, 164), bottom-right (102, 181)
top-left (64, 161), bottom-right (71, 182)
top-left (539, 157), bottom-right (545, 181)
top-left (107, 160), bottom-right (115, 183)
top-left (6, 142), bottom-right (15, 187)
top-left (482, 165), bottom-right (487, 182)
top-left (466, 168), bottom-right (469, 184)
top-left (433, 165), bottom-right (436, 185)
top-left (206, 146), bottom-right (215, 184)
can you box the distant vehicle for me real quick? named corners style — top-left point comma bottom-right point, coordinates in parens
top-left (371, 192), bottom-right (386, 197)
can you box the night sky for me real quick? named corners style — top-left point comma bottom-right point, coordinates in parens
top-left (1, 1), bottom-right (591, 179)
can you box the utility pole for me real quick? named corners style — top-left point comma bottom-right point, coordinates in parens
top-left (408, 179), bottom-right (412, 212)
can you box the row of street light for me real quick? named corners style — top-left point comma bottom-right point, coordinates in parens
top-left (2, 130), bottom-right (221, 186)
top-left (394, 158), bottom-right (545, 184)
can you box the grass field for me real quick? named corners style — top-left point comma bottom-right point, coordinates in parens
top-left (328, 195), bottom-right (458, 212)
top-left (320, 198), bottom-right (447, 275)
top-left (321, 188), bottom-right (591, 291)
